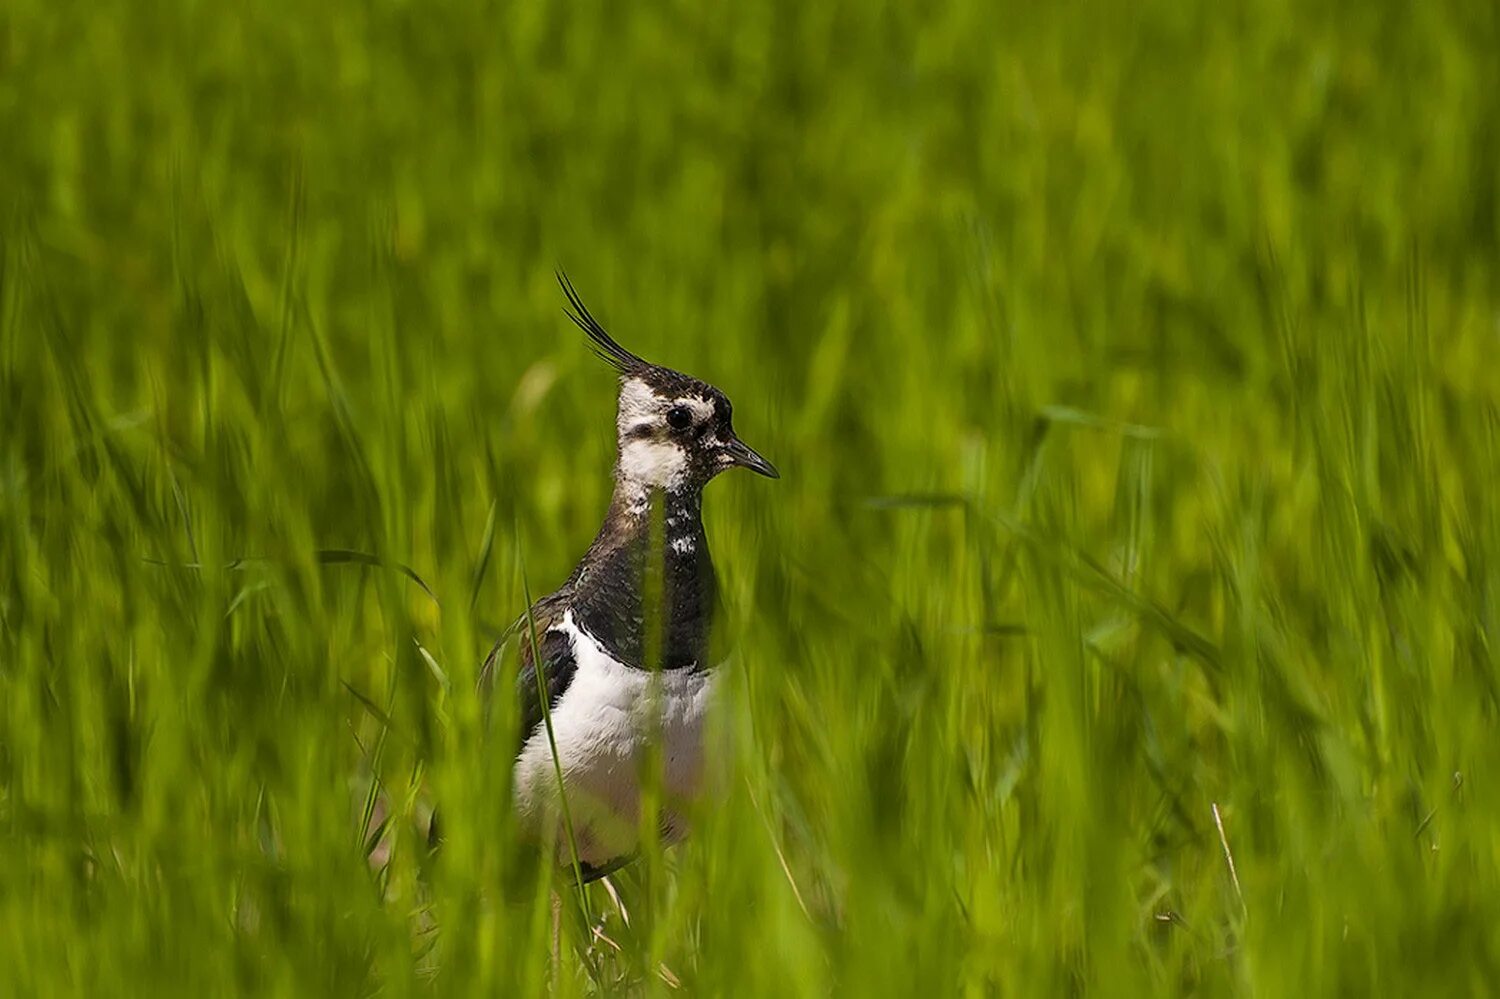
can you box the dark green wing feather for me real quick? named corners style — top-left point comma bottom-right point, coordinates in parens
top-left (476, 589), bottom-right (566, 697)
top-left (477, 591), bottom-right (578, 756)
top-left (514, 624), bottom-right (578, 753)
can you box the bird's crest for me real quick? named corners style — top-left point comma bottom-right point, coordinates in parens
top-left (557, 271), bottom-right (646, 373)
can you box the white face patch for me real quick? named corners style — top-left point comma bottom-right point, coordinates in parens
top-left (614, 377), bottom-right (721, 493)
top-left (674, 396), bottom-right (715, 423)
top-left (617, 379), bottom-right (716, 436)
top-left (617, 378), bottom-right (660, 438)
top-left (619, 438), bottom-right (689, 490)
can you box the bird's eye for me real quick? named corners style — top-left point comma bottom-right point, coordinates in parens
top-left (666, 406), bottom-right (692, 430)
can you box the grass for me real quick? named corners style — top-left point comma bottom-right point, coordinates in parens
top-left (2, 0), bottom-right (1499, 993)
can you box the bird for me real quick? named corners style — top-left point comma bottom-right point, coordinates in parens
top-left (485, 273), bottom-right (779, 884)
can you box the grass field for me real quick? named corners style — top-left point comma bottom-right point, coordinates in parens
top-left (3, 0), bottom-right (1499, 994)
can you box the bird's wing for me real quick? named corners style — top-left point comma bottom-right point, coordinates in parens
top-left (476, 588), bottom-right (567, 698)
top-left (513, 613), bottom-right (579, 754)
top-left (477, 591), bottom-right (580, 756)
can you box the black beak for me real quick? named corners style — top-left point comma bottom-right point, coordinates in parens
top-left (724, 436), bottom-right (779, 479)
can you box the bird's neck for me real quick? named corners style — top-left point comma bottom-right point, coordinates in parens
top-left (570, 482), bottom-right (717, 671)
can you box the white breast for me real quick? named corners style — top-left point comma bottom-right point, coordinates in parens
top-left (511, 611), bottom-right (716, 866)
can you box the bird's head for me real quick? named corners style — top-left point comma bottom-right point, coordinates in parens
top-left (559, 273), bottom-right (779, 495)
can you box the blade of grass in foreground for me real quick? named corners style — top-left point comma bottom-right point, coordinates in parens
top-left (517, 536), bottom-right (592, 923)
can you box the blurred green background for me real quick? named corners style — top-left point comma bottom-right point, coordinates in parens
top-left (3, 0), bottom-right (1498, 994)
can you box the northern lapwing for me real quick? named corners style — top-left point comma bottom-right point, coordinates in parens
top-left (488, 273), bottom-right (778, 883)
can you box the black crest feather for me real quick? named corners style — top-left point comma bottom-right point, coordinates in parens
top-left (557, 270), bottom-right (645, 373)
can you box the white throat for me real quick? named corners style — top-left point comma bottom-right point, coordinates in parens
top-left (618, 438), bottom-right (689, 493)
